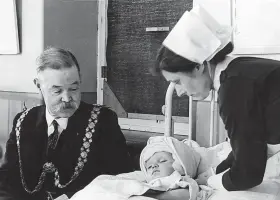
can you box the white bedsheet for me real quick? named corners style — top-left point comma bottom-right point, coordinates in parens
top-left (70, 141), bottom-right (280, 200)
top-left (69, 171), bottom-right (213, 200)
top-left (209, 180), bottom-right (280, 200)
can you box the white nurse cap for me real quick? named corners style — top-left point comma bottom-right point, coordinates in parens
top-left (163, 5), bottom-right (232, 64)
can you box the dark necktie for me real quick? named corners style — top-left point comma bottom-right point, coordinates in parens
top-left (48, 120), bottom-right (59, 149)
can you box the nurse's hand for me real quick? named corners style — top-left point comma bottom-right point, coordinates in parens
top-left (207, 170), bottom-right (228, 191)
top-left (196, 168), bottom-right (215, 185)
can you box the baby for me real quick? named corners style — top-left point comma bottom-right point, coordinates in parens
top-left (145, 151), bottom-right (175, 182)
top-left (139, 136), bottom-right (213, 200)
top-left (142, 151), bottom-right (192, 200)
top-left (70, 136), bottom-right (214, 200)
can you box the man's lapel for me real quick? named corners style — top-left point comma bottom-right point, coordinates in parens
top-left (20, 106), bottom-right (49, 174)
top-left (34, 105), bottom-right (48, 138)
top-left (32, 106), bottom-right (49, 160)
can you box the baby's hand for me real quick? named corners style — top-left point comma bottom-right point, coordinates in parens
top-left (195, 168), bottom-right (215, 185)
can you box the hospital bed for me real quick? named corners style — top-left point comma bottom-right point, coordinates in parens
top-left (163, 82), bottom-right (280, 200)
top-left (70, 83), bottom-right (280, 200)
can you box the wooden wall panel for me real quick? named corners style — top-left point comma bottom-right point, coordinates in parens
top-left (8, 100), bottom-right (22, 135)
top-left (0, 99), bottom-right (9, 141)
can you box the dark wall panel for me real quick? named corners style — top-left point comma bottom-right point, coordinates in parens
top-left (107, 0), bottom-right (192, 116)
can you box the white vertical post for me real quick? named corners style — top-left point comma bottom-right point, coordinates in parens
top-left (165, 82), bottom-right (176, 137)
top-left (230, 0), bottom-right (236, 42)
top-left (188, 96), bottom-right (193, 141)
top-left (97, 0), bottom-right (108, 105)
top-left (209, 90), bottom-right (215, 146)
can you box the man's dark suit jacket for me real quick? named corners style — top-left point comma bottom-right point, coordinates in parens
top-left (0, 101), bottom-right (133, 200)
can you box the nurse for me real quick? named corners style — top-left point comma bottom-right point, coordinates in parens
top-left (152, 5), bottom-right (280, 191)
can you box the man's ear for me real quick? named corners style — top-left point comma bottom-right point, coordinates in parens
top-left (33, 78), bottom-right (41, 89)
top-left (79, 73), bottom-right (82, 84)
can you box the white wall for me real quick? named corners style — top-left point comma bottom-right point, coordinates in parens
top-left (0, 0), bottom-right (44, 93)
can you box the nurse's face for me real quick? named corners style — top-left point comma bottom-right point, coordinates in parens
top-left (162, 65), bottom-right (213, 100)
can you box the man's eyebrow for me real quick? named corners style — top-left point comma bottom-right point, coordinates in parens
top-left (51, 81), bottom-right (79, 88)
top-left (71, 81), bottom-right (79, 85)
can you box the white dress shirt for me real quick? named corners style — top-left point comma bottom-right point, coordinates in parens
top-left (45, 108), bottom-right (68, 136)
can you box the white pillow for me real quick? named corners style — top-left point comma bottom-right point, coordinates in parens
top-left (183, 140), bottom-right (232, 174)
top-left (209, 189), bottom-right (279, 200)
top-left (183, 140), bottom-right (280, 181)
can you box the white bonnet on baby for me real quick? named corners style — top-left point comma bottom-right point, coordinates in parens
top-left (140, 136), bottom-right (201, 179)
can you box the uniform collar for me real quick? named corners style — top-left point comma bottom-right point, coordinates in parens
top-left (213, 55), bottom-right (237, 91)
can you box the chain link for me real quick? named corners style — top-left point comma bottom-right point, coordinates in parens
top-left (15, 105), bottom-right (101, 193)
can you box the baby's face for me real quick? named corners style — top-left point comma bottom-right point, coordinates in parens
top-left (145, 151), bottom-right (175, 181)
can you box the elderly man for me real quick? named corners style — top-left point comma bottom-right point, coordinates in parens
top-left (0, 47), bottom-right (133, 200)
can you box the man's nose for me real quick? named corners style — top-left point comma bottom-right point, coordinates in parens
top-left (61, 91), bottom-right (72, 102)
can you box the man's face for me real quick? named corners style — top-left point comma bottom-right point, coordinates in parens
top-left (145, 151), bottom-right (175, 181)
top-left (36, 66), bottom-right (81, 118)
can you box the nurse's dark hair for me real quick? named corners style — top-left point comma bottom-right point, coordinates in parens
top-left (151, 42), bottom-right (234, 76)
top-left (36, 47), bottom-right (80, 75)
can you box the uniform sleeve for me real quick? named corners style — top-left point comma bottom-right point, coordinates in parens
top-left (97, 107), bottom-right (134, 174)
top-left (216, 151), bottom-right (233, 174)
top-left (218, 77), bottom-right (267, 191)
